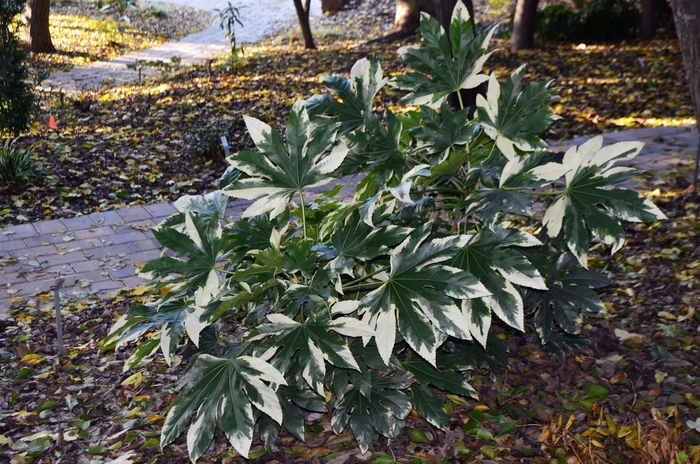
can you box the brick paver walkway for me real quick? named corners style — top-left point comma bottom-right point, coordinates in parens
top-left (43, 0), bottom-right (321, 93)
top-left (1, 125), bottom-right (697, 311)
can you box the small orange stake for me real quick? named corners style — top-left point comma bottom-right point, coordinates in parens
top-left (48, 114), bottom-right (58, 130)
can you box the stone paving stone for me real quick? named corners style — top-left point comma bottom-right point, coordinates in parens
top-left (130, 249), bottom-right (163, 265)
top-left (3, 281), bottom-right (40, 299)
top-left (84, 244), bottom-right (133, 260)
top-left (71, 260), bottom-right (107, 274)
top-left (90, 211), bottom-right (124, 226)
top-left (108, 265), bottom-right (138, 279)
top-left (64, 238), bottom-right (105, 251)
top-left (10, 245), bottom-right (59, 259)
top-left (144, 202), bottom-right (178, 219)
top-left (34, 219), bottom-right (68, 235)
top-left (41, 251), bottom-right (88, 267)
top-left (0, 271), bottom-right (27, 285)
top-left (24, 265), bottom-right (77, 282)
top-left (62, 215), bottom-right (98, 230)
top-left (117, 206), bottom-right (152, 222)
top-left (25, 234), bottom-right (72, 248)
top-left (72, 226), bottom-right (117, 240)
top-left (101, 231), bottom-right (149, 246)
top-left (129, 239), bottom-right (162, 253)
top-left (0, 240), bottom-right (30, 253)
top-left (89, 280), bottom-right (126, 292)
top-left (1, 224), bottom-right (39, 240)
top-left (121, 276), bottom-right (148, 289)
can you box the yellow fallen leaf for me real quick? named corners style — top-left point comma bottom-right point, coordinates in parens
top-left (473, 404), bottom-right (490, 411)
top-left (0, 434), bottom-right (9, 445)
top-left (121, 372), bottom-right (143, 388)
top-left (658, 311), bottom-right (677, 320)
top-left (147, 415), bottom-right (165, 422)
top-left (124, 407), bottom-right (145, 418)
top-left (133, 394), bottom-right (151, 401)
top-left (655, 370), bottom-right (667, 383)
top-left (20, 353), bottom-right (45, 364)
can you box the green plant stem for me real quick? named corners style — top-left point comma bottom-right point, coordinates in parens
top-left (299, 190), bottom-right (307, 239)
top-left (344, 268), bottom-right (387, 287)
top-left (457, 90), bottom-right (465, 110)
top-left (342, 282), bottom-right (383, 293)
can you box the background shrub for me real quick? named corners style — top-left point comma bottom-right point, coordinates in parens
top-left (0, 0), bottom-right (39, 136)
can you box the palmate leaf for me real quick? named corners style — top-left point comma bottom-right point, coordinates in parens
top-left (476, 66), bottom-right (559, 160)
top-left (104, 298), bottom-right (212, 369)
top-left (161, 354), bottom-right (286, 461)
top-left (542, 136), bottom-right (666, 266)
top-left (305, 57), bottom-right (388, 136)
top-left (410, 102), bottom-right (478, 166)
top-left (222, 99), bottom-right (348, 219)
top-left (144, 212), bottom-right (226, 307)
top-left (247, 313), bottom-right (374, 395)
top-left (344, 109), bottom-right (414, 186)
top-left (359, 223), bottom-right (489, 366)
top-left (394, 2), bottom-right (496, 108)
top-left (332, 370), bottom-right (412, 453)
top-left (529, 267), bottom-right (610, 342)
top-left (449, 227), bottom-right (546, 345)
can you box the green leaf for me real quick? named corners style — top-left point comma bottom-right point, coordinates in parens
top-left (404, 354), bottom-right (477, 398)
top-left (583, 384), bottom-right (610, 400)
top-left (161, 354), bottom-right (285, 461)
top-left (145, 212), bottom-right (226, 307)
top-left (306, 57), bottom-right (388, 136)
top-left (542, 137), bottom-right (666, 266)
top-left (332, 370), bottom-right (411, 453)
top-left (476, 66), bottom-right (559, 159)
top-left (449, 227), bottom-right (543, 340)
top-left (174, 190), bottom-right (229, 219)
top-left (222, 99), bottom-right (347, 218)
top-left (410, 383), bottom-right (449, 429)
top-left (346, 110), bottom-right (413, 186)
top-left (410, 103), bottom-right (477, 165)
top-left (394, 3), bottom-right (496, 108)
top-left (247, 313), bottom-right (372, 395)
top-left (359, 223), bottom-right (489, 365)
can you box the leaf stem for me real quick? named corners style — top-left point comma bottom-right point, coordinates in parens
top-left (457, 90), bottom-right (465, 110)
top-left (342, 282), bottom-right (383, 293)
top-left (344, 268), bottom-right (387, 287)
top-left (299, 190), bottom-right (307, 239)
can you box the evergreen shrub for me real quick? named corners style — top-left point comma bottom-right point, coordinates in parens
top-left (104, 4), bottom-right (665, 461)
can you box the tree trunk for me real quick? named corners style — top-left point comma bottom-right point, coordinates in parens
top-left (24, 0), bottom-right (54, 53)
top-left (293, 0), bottom-right (316, 49)
top-left (510, 0), bottom-right (539, 53)
top-left (390, 0), bottom-right (435, 36)
top-left (640, 0), bottom-right (657, 39)
top-left (670, 0), bottom-right (700, 188)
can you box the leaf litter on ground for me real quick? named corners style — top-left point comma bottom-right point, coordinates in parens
top-left (1, 0), bottom-right (700, 462)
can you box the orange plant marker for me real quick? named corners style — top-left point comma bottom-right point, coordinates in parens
top-left (48, 114), bottom-right (58, 129)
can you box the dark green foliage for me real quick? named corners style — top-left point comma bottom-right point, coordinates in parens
top-left (535, 0), bottom-right (644, 43)
top-left (0, 0), bottom-right (39, 136)
top-left (104, 4), bottom-right (666, 461)
top-left (0, 138), bottom-right (41, 187)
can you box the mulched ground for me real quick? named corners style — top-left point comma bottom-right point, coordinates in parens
top-left (1, 189), bottom-right (699, 463)
top-left (1, 1), bottom-right (699, 463)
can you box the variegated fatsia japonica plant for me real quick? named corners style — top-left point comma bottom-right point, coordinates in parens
top-left (103, 3), bottom-right (665, 461)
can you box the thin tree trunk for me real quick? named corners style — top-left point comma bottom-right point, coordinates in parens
top-left (390, 0), bottom-right (436, 37)
top-left (511, 0), bottom-right (539, 53)
top-left (670, 0), bottom-right (700, 187)
top-left (24, 0), bottom-right (54, 53)
top-left (293, 0), bottom-right (315, 49)
top-left (640, 0), bottom-right (657, 39)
